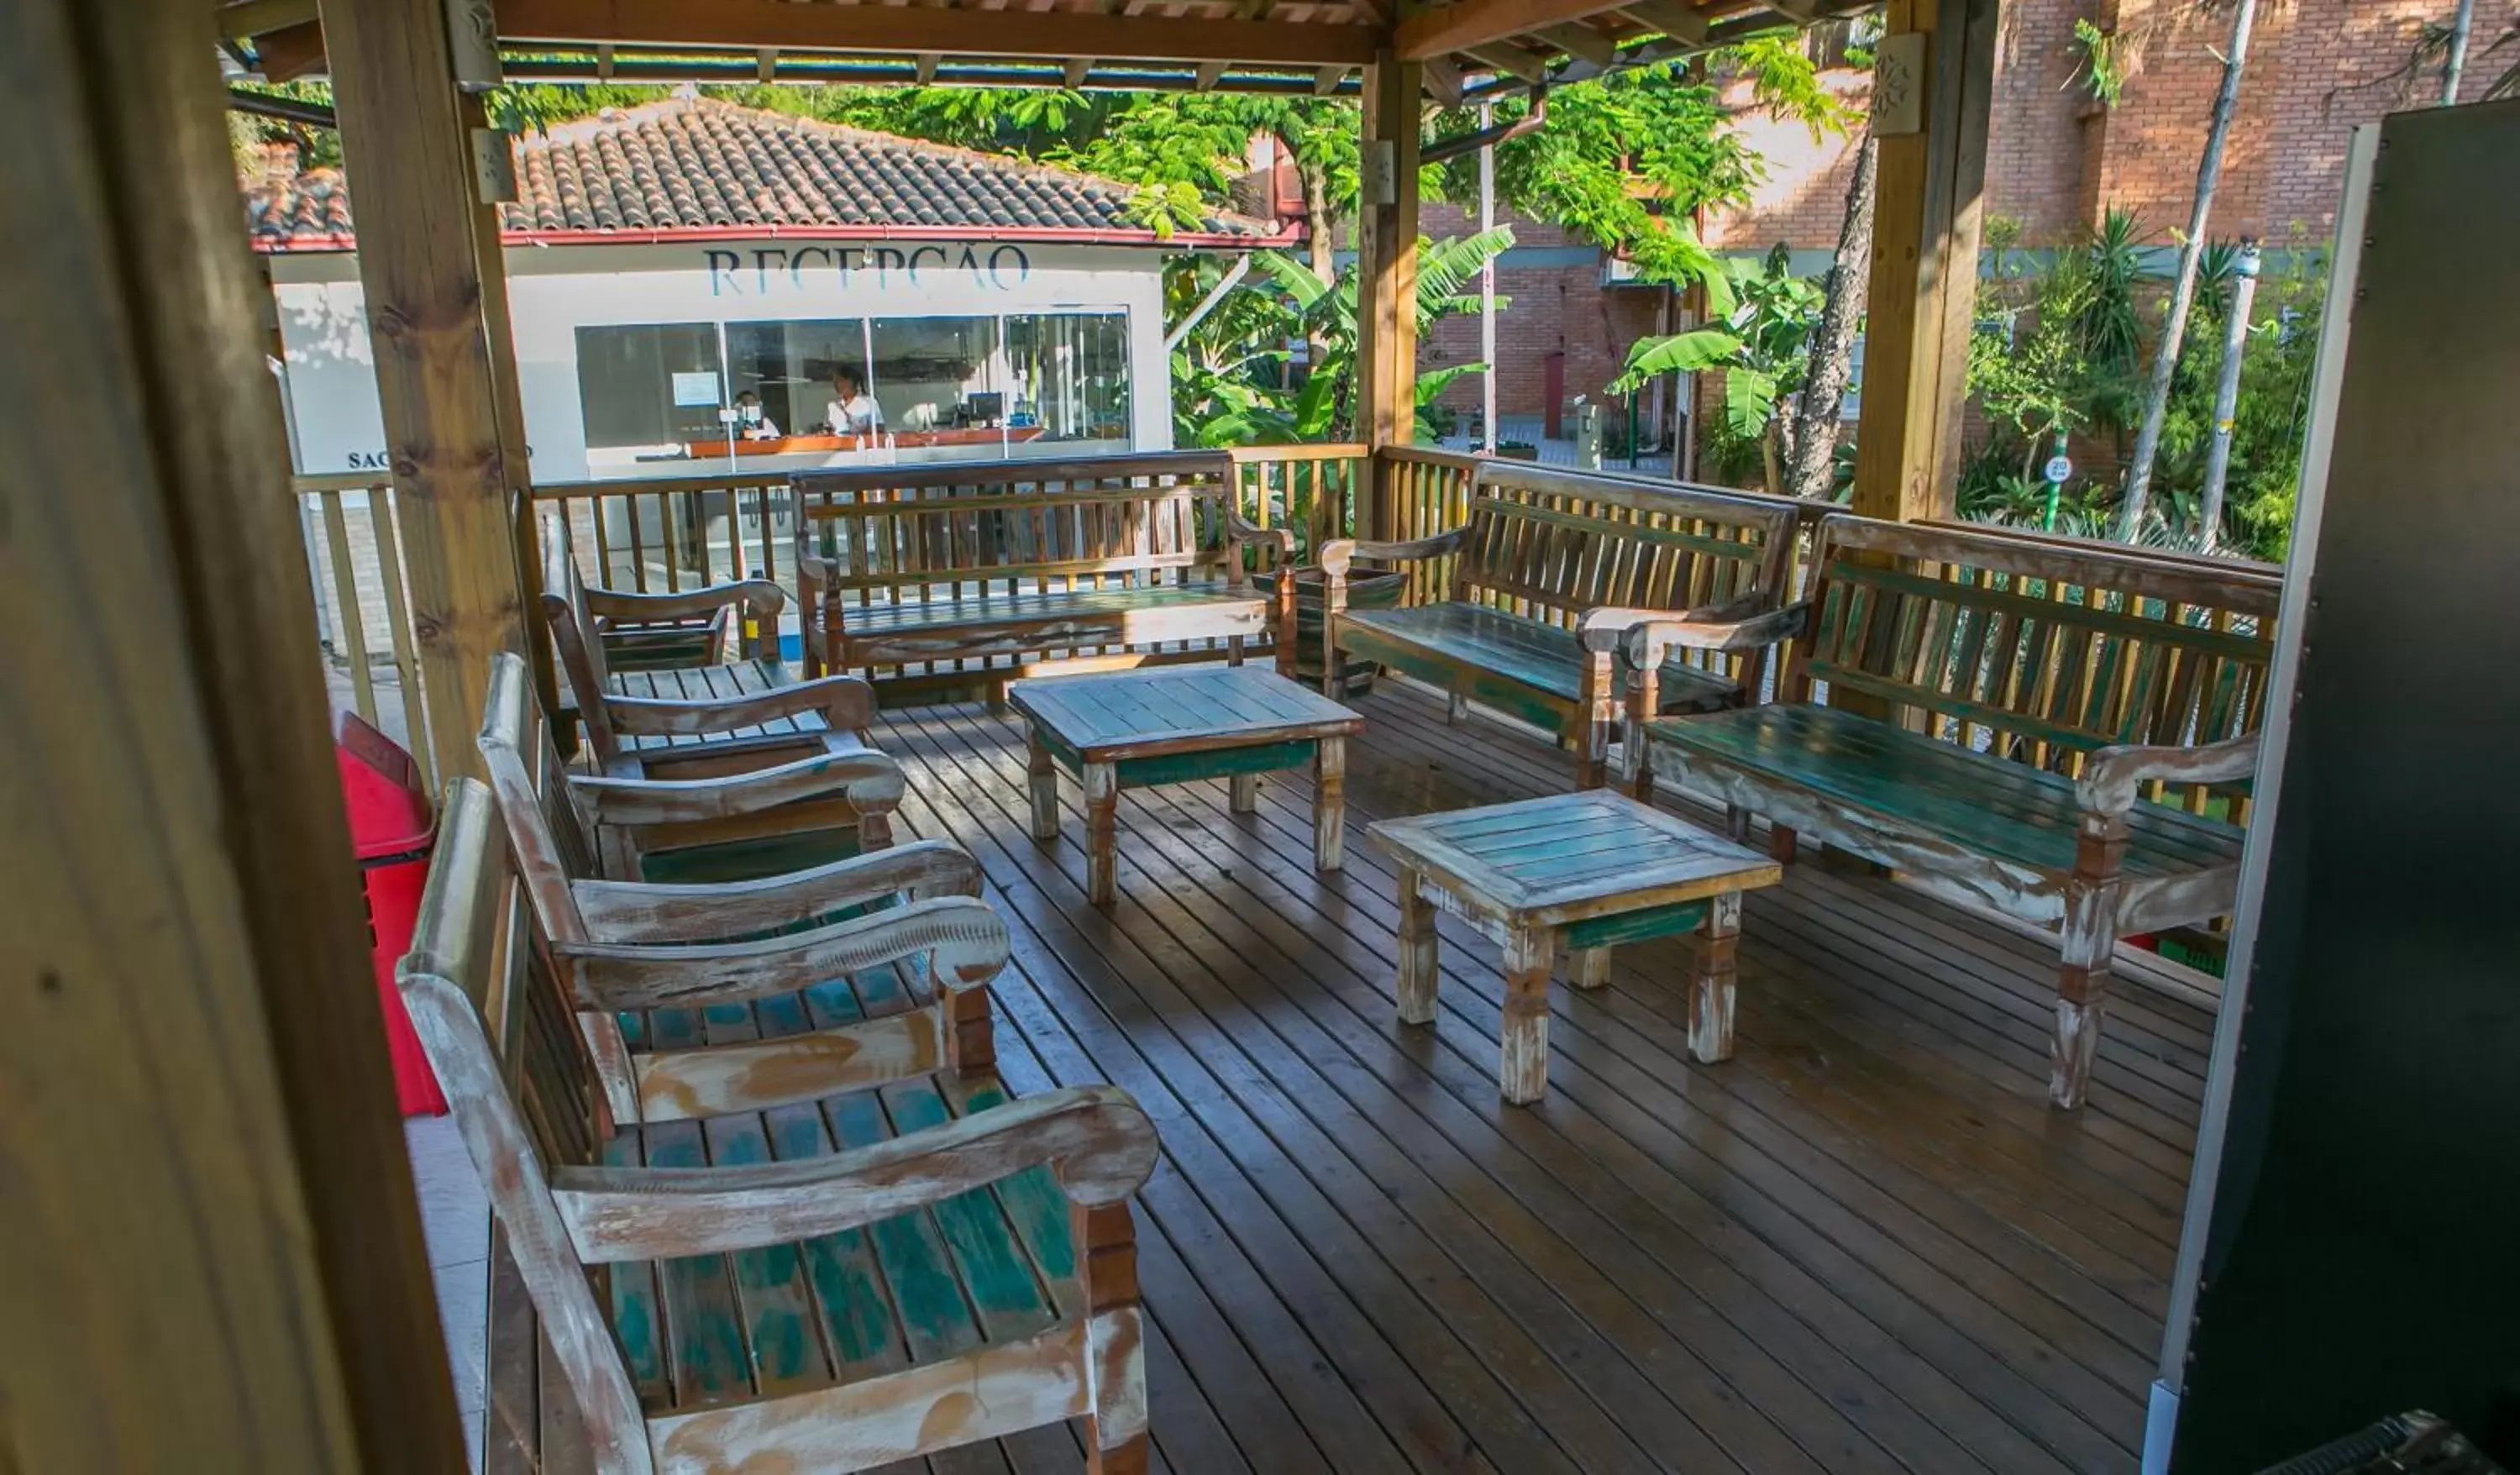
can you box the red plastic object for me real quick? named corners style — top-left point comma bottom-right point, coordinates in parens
top-left (335, 711), bottom-right (445, 1117)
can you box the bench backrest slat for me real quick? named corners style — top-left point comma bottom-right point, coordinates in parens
top-left (795, 452), bottom-right (1242, 601)
top-left (1452, 465), bottom-right (1801, 627)
top-left (1798, 514), bottom-right (2283, 773)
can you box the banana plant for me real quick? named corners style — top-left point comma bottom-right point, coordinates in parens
top-left (1612, 244), bottom-right (1822, 490)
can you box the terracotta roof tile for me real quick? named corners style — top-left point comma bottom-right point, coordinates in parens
top-left (241, 98), bottom-right (1278, 250)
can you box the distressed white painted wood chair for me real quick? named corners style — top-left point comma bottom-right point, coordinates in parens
top-left (543, 514), bottom-right (903, 860)
top-left (476, 650), bottom-right (997, 1127)
top-left (404, 778), bottom-right (1158, 1474)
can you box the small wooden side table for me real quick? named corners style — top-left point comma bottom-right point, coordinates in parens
top-left (1007, 664), bottom-right (1368, 906)
top-left (1367, 791), bottom-right (1782, 1104)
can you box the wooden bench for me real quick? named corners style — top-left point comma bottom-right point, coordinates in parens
top-left (544, 517), bottom-right (906, 862)
top-left (1317, 464), bottom-right (1800, 787)
top-left (792, 451), bottom-right (1296, 700)
top-left (411, 778), bottom-right (1161, 1474)
top-left (1631, 514), bottom-right (2280, 1108)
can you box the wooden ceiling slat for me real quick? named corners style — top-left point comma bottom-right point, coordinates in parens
top-left (1528, 20), bottom-right (1613, 64)
top-left (1394, 0), bottom-right (1630, 61)
top-left (497, 0), bottom-right (1381, 65)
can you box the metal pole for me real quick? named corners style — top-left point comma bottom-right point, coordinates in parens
top-left (1479, 102), bottom-right (1498, 454)
top-left (2196, 240), bottom-right (2262, 552)
top-left (2441, 0), bottom-right (2475, 104)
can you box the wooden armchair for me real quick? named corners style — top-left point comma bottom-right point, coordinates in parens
top-left (543, 520), bottom-right (905, 861)
top-left (478, 650), bottom-right (986, 1124)
top-left (404, 779), bottom-right (1158, 1473)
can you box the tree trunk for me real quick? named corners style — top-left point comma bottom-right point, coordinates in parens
top-left (1301, 154), bottom-right (1336, 400)
top-left (1786, 136), bottom-right (1878, 501)
top-left (2118, 0), bottom-right (2261, 541)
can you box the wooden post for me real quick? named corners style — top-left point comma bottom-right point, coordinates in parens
top-left (323, 0), bottom-right (529, 784)
top-left (0, 0), bottom-right (465, 1465)
top-left (1849, 0), bottom-right (1998, 524)
top-left (459, 90), bottom-right (566, 748)
top-left (1356, 50), bottom-right (1422, 541)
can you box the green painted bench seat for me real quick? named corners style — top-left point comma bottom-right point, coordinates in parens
top-left (1318, 462), bottom-right (1802, 787)
top-left (1646, 703), bottom-right (2245, 879)
top-left (795, 451), bottom-right (1295, 700)
top-left (1633, 513), bottom-right (2281, 1110)
top-left (1338, 602), bottom-right (1740, 728)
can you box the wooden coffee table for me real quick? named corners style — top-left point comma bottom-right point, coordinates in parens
top-left (1368, 791), bottom-right (1782, 1104)
top-left (1008, 664), bottom-right (1368, 906)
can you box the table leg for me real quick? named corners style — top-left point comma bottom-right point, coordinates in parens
top-left (1687, 891), bottom-right (1742, 1064)
top-left (1570, 947), bottom-right (1612, 990)
top-left (1084, 761), bottom-right (1119, 906)
top-left (1027, 728), bottom-right (1060, 842)
top-left (1230, 772), bottom-right (1260, 814)
top-left (1499, 923), bottom-right (1551, 1105)
top-left (1396, 867), bottom-right (1438, 1026)
top-left (1312, 736), bottom-right (1347, 872)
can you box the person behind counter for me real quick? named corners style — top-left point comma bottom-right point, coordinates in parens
top-left (733, 390), bottom-right (781, 440)
top-left (825, 369), bottom-right (885, 437)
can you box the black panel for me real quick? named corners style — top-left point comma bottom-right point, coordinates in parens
top-left (2176, 99), bottom-right (2520, 1471)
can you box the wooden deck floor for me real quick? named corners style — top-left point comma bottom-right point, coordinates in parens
top-left (847, 676), bottom-right (2206, 1475)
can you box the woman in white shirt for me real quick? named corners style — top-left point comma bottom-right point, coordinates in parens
top-left (826, 370), bottom-right (885, 437)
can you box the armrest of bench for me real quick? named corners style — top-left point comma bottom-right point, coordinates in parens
top-left (603, 672), bottom-right (877, 738)
top-left (585, 579), bottom-right (785, 623)
top-left (569, 742), bottom-right (906, 826)
top-left (571, 837), bottom-right (983, 944)
top-left (2075, 733), bottom-right (2260, 817)
top-left (1317, 529), bottom-right (1469, 585)
top-left (549, 1084), bottom-right (1158, 1262)
top-left (555, 894), bottom-right (1008, 1013)
top-left (1223, 507), bottom-right (1295, 569)
top-left (1606, 599), bottom-right (1813, 663)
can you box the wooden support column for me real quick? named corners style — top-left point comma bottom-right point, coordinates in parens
top-left (1850, 0), bottom-right (1998, 523)
top-left (323, 0), bottom-right (528, 783)
top-left (459, 90), bottom-right (566, 750)
top-left (1355, 50), bottom-right (1422, 539)
top-left (0, 0), bottom-right (464, 1465)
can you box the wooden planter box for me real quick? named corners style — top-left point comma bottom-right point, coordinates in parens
top-left (1262, 566), bottom-right (1407, 696)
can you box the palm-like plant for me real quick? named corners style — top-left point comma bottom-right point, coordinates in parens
top-left (1242, 227), bottom-right (1516, 441)
top-left (1611, 244), bottom-right (1822, 491)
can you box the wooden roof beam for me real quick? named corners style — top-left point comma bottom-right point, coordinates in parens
top-left (1769, 0), bottom-right (1819, 19)
top-left (500, 0), bottom-right (1382, 66)
top-left (218, 0), bottom-right (318, 40)
top-left (1462, 41), bottom-right (1549, 82)
top-left (1396, 0), bottom-right (1631, 61)
top-left (1614, 0), bottom-right (1708, 42)
top-left (1528, 21), bottom-right (1614, 64)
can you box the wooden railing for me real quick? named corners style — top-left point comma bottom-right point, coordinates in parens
top-left (291, 472), bottom-right (434, 788)
top-left (1226, 443), bottom-right (1367, 555)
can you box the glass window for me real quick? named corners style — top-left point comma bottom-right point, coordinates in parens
top-left (723, 318), bottom-right (871, 440)
top-left (575, 323), bottom-right (724, 449)
top-left (1005, 312), bottom-right (1131, 448)
top-left (869, 318), bottom-right (1002, 440)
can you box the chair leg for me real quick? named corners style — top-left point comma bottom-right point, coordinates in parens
top-left (1767, 824), bottom-right (1798, 864)
top-left (1078, 1202), bottom-right (1150, 1475)
top-left (857, 808), bottom-right (895, 851)
top-left (2050, 828), bottom-right (2126, 1110)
